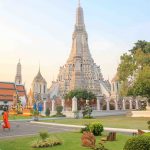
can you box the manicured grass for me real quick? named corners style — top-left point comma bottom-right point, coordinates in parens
top-left (0, 132), bottom-right (131, 150)
top-left (0, 115), bottom-right (32, 120)
top-left (42, 116), bottom-right (149, 130)
top-left (0, 115), bottom-right (52, 120)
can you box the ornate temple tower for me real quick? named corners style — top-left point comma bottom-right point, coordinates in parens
top-left (15, 59), bottom-right (22, 84)
top-left (49, 1), bottom-right (111, 98)
top-left (32, 68), bottom-right (47, 102)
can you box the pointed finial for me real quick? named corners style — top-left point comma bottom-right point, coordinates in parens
top-left (39, 63), bottom-right (40, 73)
top-left (78, 0), bottom-right (80, 7)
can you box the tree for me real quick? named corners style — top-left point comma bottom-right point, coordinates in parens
top-left (118, 40), bottom-right (150, 99)
top-left (64, 89), bottom-right (96, 100)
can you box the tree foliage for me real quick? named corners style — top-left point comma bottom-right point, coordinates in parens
top-left (64, 89), bottom-right (96, 100)
top-left (118, 40), bottom-right (150, 98)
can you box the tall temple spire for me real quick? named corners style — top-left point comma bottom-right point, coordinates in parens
top-left (76, 0), bottom-right (84, 27)
top-left (49, 1), bottom-right (111, 98)
top-left (38, 63), bottom-right (40, 73)
top-left (78, 0), bottom-right (80, 7)
top-left (15, 59), bottom-right (22, 84)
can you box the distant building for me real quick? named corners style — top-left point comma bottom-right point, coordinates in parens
top-left (27, 88), bottom-right (34, 107)
top-left (111, 73), bottom-right (121, 101)
top-left (15, 59), bottom-right (22, 84)
top-left (32, 68), bottom-right (47, 102)
top-left (0, 82), bottom-right (27, 110)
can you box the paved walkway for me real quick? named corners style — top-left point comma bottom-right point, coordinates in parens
top-left (31, 121), bottom-right (150, 135)
top-left (0, 121), bottom-right (77, 139)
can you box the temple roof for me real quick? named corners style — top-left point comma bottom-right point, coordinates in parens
top-left (33, 70), bottom-right (47, 83)
top-left (0, 82), bottom-right (27, 102)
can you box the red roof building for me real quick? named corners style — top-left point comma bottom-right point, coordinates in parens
top-left (0, 82), bottom-right (27, 107)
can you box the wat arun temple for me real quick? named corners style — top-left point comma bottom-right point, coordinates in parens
top-left (49, 1), bottom-right (111, 99)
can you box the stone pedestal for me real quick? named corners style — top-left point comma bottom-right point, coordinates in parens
top-left (52, 100), bottom-right (55, 112)
top-left (129, 99), bottom-right (132, 110)
top-left (122, 99), bottom-right (126, 110)
top-left (106, 98), bottom-right (110, 111)
top-left (72, 96), bottom-right (77, 112)
top-left (135, 100), bottom-right (139, 110)
top-left (115, 100), bottom-right (118, 110)
top-left (42, 101), bottom-right (46, 115)
top-left (61, 99), bottom-right (65, 111)
top-left (96, 97), bottom-right (101, 111)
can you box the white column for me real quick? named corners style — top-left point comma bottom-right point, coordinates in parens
top-left (43, 101), bottom-right (46, 114)
top-left (115, 100), bottom-right (118, 110)
top-left (61, 99), bottom-right (65, 111)
top-left (96, 97), bottom-right (101, 111)
top-left (52, 100), bottom-right (55, 112)
top-left (122, 99), bottom-right (126, 110)
top-left (135, 100), bottom-right (139, 110)
top-left (86, 100), bottom-right (89, 105)
top-left (72, 96), bottom-right (77, 112)
top-left (129, 99), bottom-right (132, 110)
top-left (106, 98), bottom-right (110, 111)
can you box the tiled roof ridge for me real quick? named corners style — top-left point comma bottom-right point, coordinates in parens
top-left (0, 81), bottom-right (15, 84)
top-left (0, 88), bottom-right (16, 90)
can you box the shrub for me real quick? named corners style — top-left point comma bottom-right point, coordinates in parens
top-left (89, 122), bottom-right (104, 136)
top-left (123, 135), bottom-right (150, 150)
top-left (39, 131), bottom-right (49, 141)
top-left (147, 120), bottom-right (150, 130)
top-left (51, 114), bottom-right (66, 117)
top-left (80, 124), bottom-right (90, 133)
top-left (82, 104), bottom-right (93, 118)
top-left (93, 143), bottom-right (109, 150)
top-left (83, 116), bottom-right (93, 119)
top-left (45, 108), bottom-right (50, 116)
top-left (56, 106), bottom-right (63, 115)
top-left (32, 132), bottom-right (62, 148)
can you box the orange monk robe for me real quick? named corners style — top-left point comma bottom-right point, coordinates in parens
top-left (2, 111), bottom-right (10, 129)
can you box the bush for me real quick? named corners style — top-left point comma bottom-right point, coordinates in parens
top-left (147, 120), bottom-right (150, 130)
top-left (93, 143), bottom-right (109, 150)
top-left (123, 135), bottom-right (150, 150)
top-left (80, 122), bottom-right (103, 136)
top-left (51, 114), bottom-right (66, 117)
top-left (80, 124), bottom-right (90, 133)
top-left (83, 116), bottom-right (93, 119)
top-left (39, 131), bottom-right (49, 141)
top-left (89, 122), bottom-right (104, 136)
top-left (45, 108), bottom-right (50, 116)
top-left (32, 132), bottom-right (62, 148)
top-left (82, 104), bottom-right (93, 118)
top-left (56, 106), bottom-right (63, 115)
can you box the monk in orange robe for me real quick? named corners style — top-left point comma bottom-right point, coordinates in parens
top-left (2, 109), bottom-right (10, 130)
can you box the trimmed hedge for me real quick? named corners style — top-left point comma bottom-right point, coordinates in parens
top-left (80, 122), bottom-right (104, 136)
top-left (89, 122), bottom-right (104, 136)
top-left (123, 135), bottom-right (150, 150)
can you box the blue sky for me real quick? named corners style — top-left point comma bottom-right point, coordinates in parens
top-left (0, 0), bottom-right (150, 91)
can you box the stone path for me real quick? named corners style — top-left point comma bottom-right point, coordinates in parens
top-left (0, 121), bottom-right (77, 139)
top-left (31, 121), bottom-right (150, 135)
top-left (0, 120), bottom-right (149, 139)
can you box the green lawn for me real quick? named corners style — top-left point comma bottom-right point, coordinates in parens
top-left (0, 132), bottom-right (131, 150)
top-left (42, 116), bottom-right (149, 130)
top-left (0, 115), bottom-right (32, 120)
top-left (0, 115), bottom-right (52, 120)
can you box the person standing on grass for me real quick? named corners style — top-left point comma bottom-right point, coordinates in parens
top-left (2, 107), bottom-right (10, 131)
